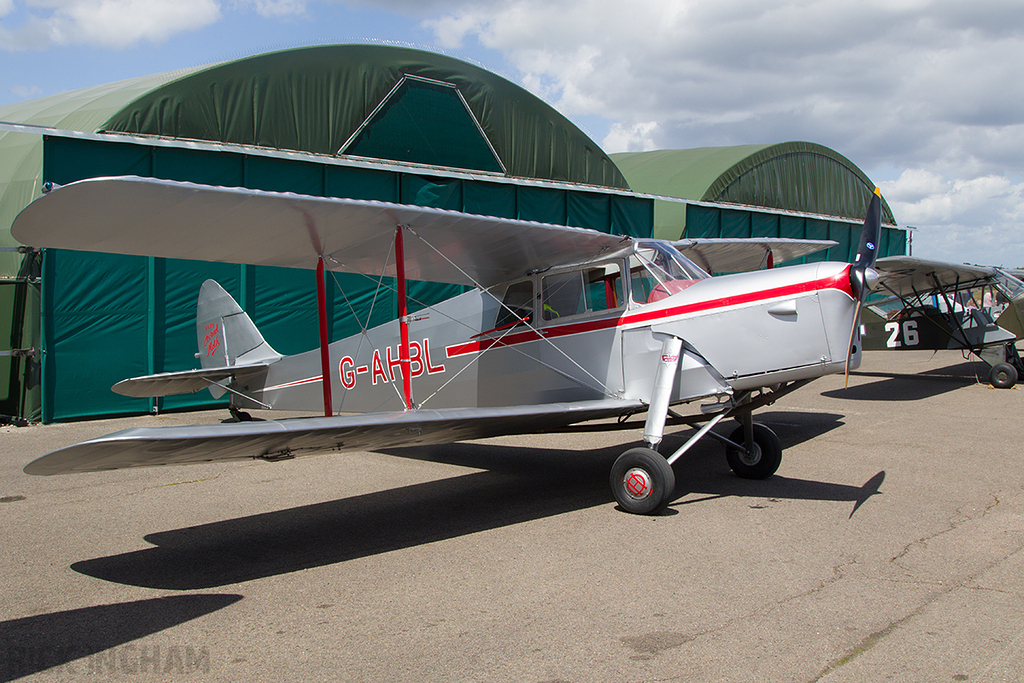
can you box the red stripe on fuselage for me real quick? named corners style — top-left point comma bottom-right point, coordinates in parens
top-left (446, 267), bottom-right (853, 359)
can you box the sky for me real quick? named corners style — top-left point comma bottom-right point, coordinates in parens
top-left (1, 0), bottom-right (1023, 266)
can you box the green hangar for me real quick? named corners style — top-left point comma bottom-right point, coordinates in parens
top-left (0, 44), bottom-right (903, 423)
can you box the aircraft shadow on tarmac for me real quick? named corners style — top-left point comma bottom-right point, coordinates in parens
top-left (661, 410), bottom-right (884, 518)
top-left (0, 594), bottom-right (241, 681)
top-left (71, 410), bottom-right (882, 591)
top-left (825, 360), bottom-right (987, 401)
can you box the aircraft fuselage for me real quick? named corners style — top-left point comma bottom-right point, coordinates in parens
top-left (231, 242), bottom-right (860, 414)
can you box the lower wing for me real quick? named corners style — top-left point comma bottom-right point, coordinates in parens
top-left (24, 399), bottom-right (642, 475)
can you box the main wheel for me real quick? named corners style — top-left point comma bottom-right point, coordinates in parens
top-left (610, 448), bottom-right (676, 515)
top-left (989, 362), bottom-right (1017, 389)
top-left (725, 423), bottom-right (783, 480)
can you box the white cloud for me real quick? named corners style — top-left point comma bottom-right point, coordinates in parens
top-left (245, 0), bottom-right (306, 17)
top-left (0, 0), bottom-right (222, 49)
top-left (602, 121), bottom-right (659, 153)
top-left (415, 0), bottom-right (1024, 264)
top-left (882, 170), bottom-right (1024, 266)
top-left (9, 82), bottom-right (42, 98)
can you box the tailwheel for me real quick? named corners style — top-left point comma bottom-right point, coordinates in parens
top-left (725, 423), bottom-right (782, 480)
top-left (610, 448), bottom-right (676, 515)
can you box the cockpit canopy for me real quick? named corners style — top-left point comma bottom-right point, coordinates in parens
top-left (629, 241), bottom-right (709, 304)
top-left (492, 240), bottom-right (708, 332)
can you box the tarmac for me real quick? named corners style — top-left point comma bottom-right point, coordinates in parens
top-left (2, 349), bottom-right (1023, 682)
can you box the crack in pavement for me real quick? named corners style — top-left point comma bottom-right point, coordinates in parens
top-left (808, 492), bottom-right (1024, 682)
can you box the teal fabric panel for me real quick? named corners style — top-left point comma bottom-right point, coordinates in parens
top-left (249, 265), bottom-right (320, 356)
top-left (401, 175), bottom-right (462, 209)
top-left (463, 181), bottom-right (516, 218)
top-left (881, 226), bottom-right (906, 257)
top-left (44, 136), bottom-right (150, 185)
top-left (780, 215), bottom-right (807, 240)
top-left (567, 192), bottom-right (610, 231)
top-left (158, 259), bottom-right (241, 411)
top-left (325, 165), bottom-right (398, 202)
top-left (610, 195), bottom-right (653, 239)
top-left (245, 156), bottom-right (324, 195)
top-left (720, 209), bottom-right (750, 238)
top-left (804, 218), bottom-right (830, 245)
top-left (0, 282), bottom-right (16, 404)
top-left (344, 78), bottom-right (503, 173)
top-left (750, 212), bottom-right (780, 238)
top-left (684, 205), bottom-right (720, 238)
top-left (828, 221), bottom-right (855, 263)
top-left (518, 186), bottom-right (566, 225)
top-left (152, 147), bottom-right (244, 185)
top-left (43, 249), bottom-right (150, 421)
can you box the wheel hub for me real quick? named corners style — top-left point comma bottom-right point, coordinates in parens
top-left (622, 467), bottom-right (653, 500)
top-left (737, 443), bottom-right (762, 467)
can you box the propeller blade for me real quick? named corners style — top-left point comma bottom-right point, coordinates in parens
top-left (853, 186), bottom-right (882, 273)
top-left (845, 299), bottom-right (862, 389)
top-left (845, 187), bottom-right (883, 387)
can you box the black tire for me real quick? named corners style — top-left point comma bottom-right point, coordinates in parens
top-left (989, 362), bottom-right (1017, 389)
top-left (725, 423), bottom-right (783, 480)
top-left (610, 448), bottom-right (676, 515)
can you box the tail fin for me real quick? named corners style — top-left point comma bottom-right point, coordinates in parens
top-left (197, 280), bottom-right (281, 369)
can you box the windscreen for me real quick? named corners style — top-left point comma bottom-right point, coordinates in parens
top-left (630, 241), bottom-right (708, 304)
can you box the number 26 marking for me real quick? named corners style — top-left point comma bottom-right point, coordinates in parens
top-left (884, 320), bottom-right (919, 348)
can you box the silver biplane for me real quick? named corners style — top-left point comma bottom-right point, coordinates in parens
top-left (862, 257), bottom-right (1024, 388)
top-left (12, 177), bottom-right (882, 514)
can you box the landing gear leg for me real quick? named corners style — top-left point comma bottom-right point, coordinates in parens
top-left (609, 334), bottom-right (682, 515)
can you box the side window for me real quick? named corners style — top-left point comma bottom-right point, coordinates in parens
top-left (494, 280), bottom-right (534, 330)
top-left (630, 261), bottom-right (656, 304)
top-left (542, 272), bottom-right (585, 320)
top-left (543, 262), bottom-right (624, 321)
top-left (583, 263), bottom-right (623, 312)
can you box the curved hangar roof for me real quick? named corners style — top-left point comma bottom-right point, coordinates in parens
top-left (0, 43), bottom-right (627, 275)
top-left (611, 142), bottom-right (896, 240)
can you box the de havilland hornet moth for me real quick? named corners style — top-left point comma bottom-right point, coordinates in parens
top-left (12, 176), bottom-right (883, 515)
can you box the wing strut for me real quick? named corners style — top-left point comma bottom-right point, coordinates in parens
top-left (317, 255), bottom-right (333, 417)
top-left (395, 226), bottom-right (414, 410)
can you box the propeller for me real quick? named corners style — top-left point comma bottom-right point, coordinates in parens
top-left (845, 187), bottom-right (883, 386)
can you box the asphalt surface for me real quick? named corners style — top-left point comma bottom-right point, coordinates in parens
top-left (2, 350), bottom-right (1023, 682)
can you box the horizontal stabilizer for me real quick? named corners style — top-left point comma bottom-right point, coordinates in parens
top-left (24, 399), bottom-right (642, 476)
top-left (112, 364), bottom-right (271, 398)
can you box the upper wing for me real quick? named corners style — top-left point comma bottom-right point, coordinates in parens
top-left (874, 256), bottom-right (998, 298)
top-left (673, 237), bottom-right (836, 274)
top-left (12, 176), bottom-right (633, 288)
top-left (23, 399), bottom-right (641, 475)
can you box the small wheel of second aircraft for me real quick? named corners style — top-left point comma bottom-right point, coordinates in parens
top-left (610, 448), bottom-right (676, 515)
top-left (989, 362), bottom-right (1018, 389)
top-left (725, 423), bottom-right (782, 480)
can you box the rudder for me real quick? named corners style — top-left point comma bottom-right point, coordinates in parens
top-left (197, 280), bottom-right (281, 370)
